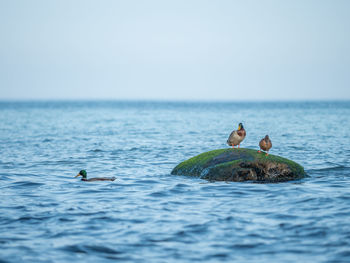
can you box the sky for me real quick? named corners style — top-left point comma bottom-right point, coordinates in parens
top-left (0, 0), bottom-right (349, 101)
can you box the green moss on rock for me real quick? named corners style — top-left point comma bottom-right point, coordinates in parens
top-left (171, 148), bottom-right (306, 183)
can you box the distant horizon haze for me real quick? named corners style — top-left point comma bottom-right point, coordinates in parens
top-left (1, 0), bottom-right (349, 101)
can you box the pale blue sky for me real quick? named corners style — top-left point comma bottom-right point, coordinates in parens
top-left (0, 0), bottom-right (349, 100)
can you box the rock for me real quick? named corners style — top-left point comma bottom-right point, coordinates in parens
top-left (171, 148), bottom-right (306, 183)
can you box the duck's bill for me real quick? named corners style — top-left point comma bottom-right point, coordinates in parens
top-left (75, 174), bottom-right (81, 178)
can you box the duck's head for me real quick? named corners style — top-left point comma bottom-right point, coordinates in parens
top-left (238, 123), bottom-right (244, 130)
top-left (75, 170), bottom-right (87, 179)
top-left (264, 135), bottom-right (269, 140)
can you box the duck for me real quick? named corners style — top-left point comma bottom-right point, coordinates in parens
top-left (227, 122), bottom-right (246, 148)
top-left (75, 170), bottom-right (116, 182)
top-left (258, 135), bottom-right (272, 155)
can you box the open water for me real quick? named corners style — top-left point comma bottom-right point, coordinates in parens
top-left (0, 101), bottom-right (350, 262)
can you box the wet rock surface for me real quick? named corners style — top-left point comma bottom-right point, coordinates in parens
top-left (171, 148), bottom-right (306, 183)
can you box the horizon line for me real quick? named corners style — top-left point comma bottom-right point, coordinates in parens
top-left (0, 98), bottom-right (350, 103)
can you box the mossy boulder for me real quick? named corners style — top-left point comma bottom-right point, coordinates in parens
top-left (171, 148), bottom-right (306, 183)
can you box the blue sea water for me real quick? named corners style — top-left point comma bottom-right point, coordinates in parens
top-left (0, 101), bottom-right (350, 262)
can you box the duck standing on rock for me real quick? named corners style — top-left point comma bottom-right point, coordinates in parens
top-left (227, 123), bottom-right (246, 148)
top-left (75, 170), bottom-right (116, 182)
top-left (258, 135), bottom-right (272, 155)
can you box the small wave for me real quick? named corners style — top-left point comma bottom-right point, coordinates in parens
top-left (61, 245), bottom-right (87, 254)
top-left (110, 149), bottom-right (124, 155)
top-left (0, 175), bottom-right (10, 181)
top-left (85, 245), bottom-right (122, 255)
top-left (128, 147), bottom-right (140, 151)
top-left (174, 183), bottom-right (189, 188)
top-left (10, 181), bottom-right (44, 188)
top-left (0, 161), bottom-right (15, 166)
top-left (1, 163), bottom-right (15, 169)
top-left (67, 211), bottom-right (106, 217)
top-left (89, 149), bottom-right (104, 153)
top-left (137, 179), bottom-right (159, 184)
top-left (308, 165), bottom-right (349, 173)
top-left (169, 183), bottom-right (190, 193)
top-left (62, 244), bottom-right (123, 255)
top-left (77, 189), bottom-right (104, 194)
top-left (229, 242), bottom-right (264, 249)
top-left (289, 145), bottom-right (304, 150)
top-left (58, 217), bottom-right (75, 222)
top-left (336, 250), bottom-right (350, 258)
top-left (56, 160), bottom-right (76, 165)
top-left (16, 215), bottom-right (52, 223)
top-left (207, 253), bottom-right (229, 259)
top-left (274, 213), bottom-right (298, 220)
top-left (50, 231), bottom-right (82, 238)
top-left (145, 236), bottom-right (173, 243)
top-left (0, 237), bottom-right (28, 243)
top-left (294, 197), bottom-right (317, 204)
top-left (184, 223), bottom-right (209, 234)
top-left (148, 191), bottom-right (169, 197)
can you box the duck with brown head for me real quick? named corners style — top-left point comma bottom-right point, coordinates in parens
top-left (258, 135), bottom-right (272, 155)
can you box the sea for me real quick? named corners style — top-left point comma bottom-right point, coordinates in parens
top-left (0, 101), bottom-right (349, 262)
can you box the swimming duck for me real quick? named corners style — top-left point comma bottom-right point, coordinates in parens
top-left (258, 135), bottom-right (272, 155)
top-left (75, 170), bottom-right (116, 182)
top-left (227, 123), bottom-right (246, 148)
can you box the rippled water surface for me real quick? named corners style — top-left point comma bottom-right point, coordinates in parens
top-left (1, 101), bottom-right (350, 262)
